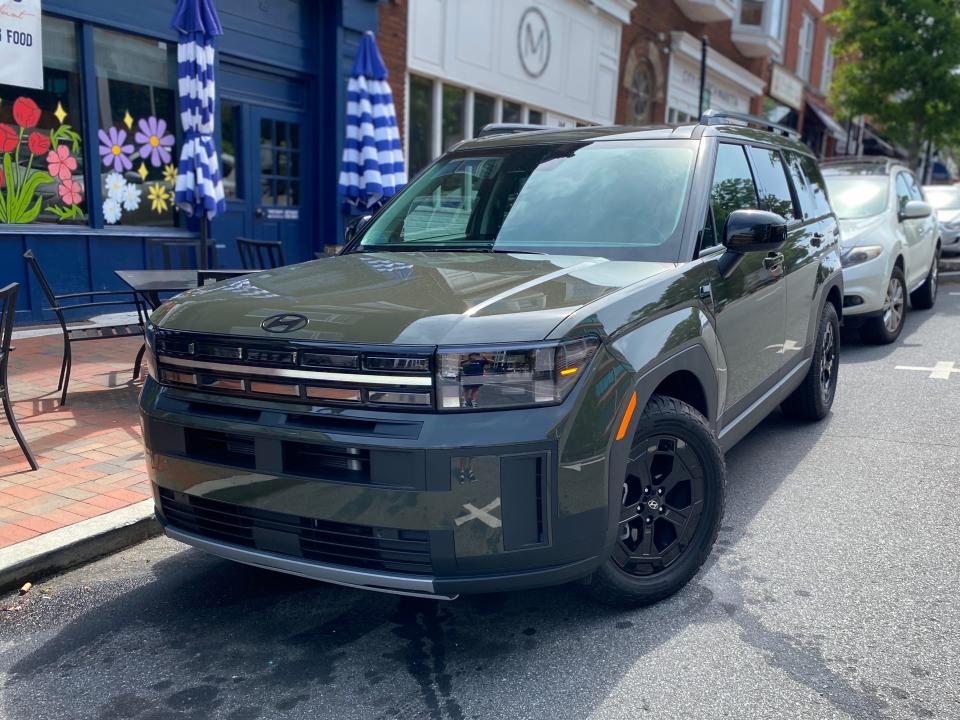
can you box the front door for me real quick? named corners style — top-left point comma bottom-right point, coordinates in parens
top-left (702, 143), bottom-right (787, 419)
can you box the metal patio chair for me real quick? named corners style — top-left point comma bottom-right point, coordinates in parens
top-left (23, 250), bottom-right (147, 406)
top-left (146, 237), bottom-right (218, 270)
top-left (237, 237), bottom-right (285, 269)
top-left (0, 283), bottom-right (38, 471)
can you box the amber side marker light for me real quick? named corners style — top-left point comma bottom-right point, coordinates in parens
top-left (616, 392), bottom-right (638, 441)
top-left (559, 367), bottom-right (578, 377)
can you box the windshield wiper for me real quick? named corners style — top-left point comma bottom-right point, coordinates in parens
top-left (357, 245), bottom-right (495, 253)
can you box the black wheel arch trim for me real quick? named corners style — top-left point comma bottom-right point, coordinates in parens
top-left (602, 344), bottom-right (719, 556)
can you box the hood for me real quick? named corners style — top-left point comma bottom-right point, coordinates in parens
top-left (838, 215), bottom-right (888, 248)
top-left (934, 208), bottom-right (960, 225)
top-left (151, 251), bottom-right (672, 345)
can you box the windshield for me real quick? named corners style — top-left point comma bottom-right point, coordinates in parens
top-left (823, 176), bottom-right (889, 219)
top-left (356, 141), bottom-right (697, 261)
top-left (923, 186), bottom-right (960, 211)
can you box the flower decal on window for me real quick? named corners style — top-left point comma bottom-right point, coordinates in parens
top-left (163, 163), bottom-right (178, 186)
top-left (47, 145), bottom-right (77, 181)
top-left (135, 117), bottom-right (175, 168)
top-left (58, 180), bottom-right (83, 206)
top-left (0, 96), bottom-right (84, 224)
top-left (104, 171), bottom-right (126, 201)
top-left (98, 126), bottom-right (134, 173)
top-left (103, 196), bottom-right (122, 224)
top-left (122, 183), bottom-right (142, 212)
top-left (148, 183), bottom-right (171, 214)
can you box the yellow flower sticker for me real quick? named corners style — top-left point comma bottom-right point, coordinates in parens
top-left (148, 183), bottom-right (171, 214)
top-left (163, 163), bottom-right (177, 186)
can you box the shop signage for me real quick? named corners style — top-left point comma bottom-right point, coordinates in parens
top-left (0, 0), bottom-right (43, 90)
top-left (770, 64), bottom-right (804, 111)
top-left (264, 207), bottom-right (299, 221)
top-left (517, 7), bottom-right (550, 78)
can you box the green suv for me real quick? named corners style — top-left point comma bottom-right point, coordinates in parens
top-left (141, 112), bottom-right (842, 606)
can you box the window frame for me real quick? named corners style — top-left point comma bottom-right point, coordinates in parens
top-left (820, 35), bottom-right (835, 94)
top-left (796, 13), bottom-right (816, 83)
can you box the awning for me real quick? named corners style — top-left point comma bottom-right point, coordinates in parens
top-left (805, 102), bottom-right (847, 142)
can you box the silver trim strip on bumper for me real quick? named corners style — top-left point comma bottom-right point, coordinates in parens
top-left (164, 523), bottom-right (457, 600)
top-left (158, 355), bottom-right (433, 387)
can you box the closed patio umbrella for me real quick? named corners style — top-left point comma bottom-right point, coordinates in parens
top-left (171, 0), bottom-right (226, 269)
top-left (338, 31), bottom-right (406, 211)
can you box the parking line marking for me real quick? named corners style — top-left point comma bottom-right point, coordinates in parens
top-left (895, 361), bottom-right (959, 379)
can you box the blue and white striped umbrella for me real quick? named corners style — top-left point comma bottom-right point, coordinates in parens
top-left (338, 32), bottom-right (406, 210)
top-left (171, 0), bottom-right (226, 221)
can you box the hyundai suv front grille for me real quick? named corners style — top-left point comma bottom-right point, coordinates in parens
top-left (152, 329), bottom-right (435, 409)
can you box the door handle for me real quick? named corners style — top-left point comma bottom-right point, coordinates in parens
top-left (255, 208), bottom-right (264, 219)
top-left (763, 252), bottom-right (785, 273)
top-left (811, 232), bottom-right (824, 247)
top-left (698, 282), bottom-right (713, 302)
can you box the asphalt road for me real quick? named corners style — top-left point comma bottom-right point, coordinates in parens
top-left (1, 288), bottom-right (959, 720)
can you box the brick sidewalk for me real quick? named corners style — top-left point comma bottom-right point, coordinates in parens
top-left (0, 333), bottom-right (149, 548)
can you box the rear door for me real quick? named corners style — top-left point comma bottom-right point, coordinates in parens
top-left (700, 142), bottom-right (787, 417)
top-left (906, 173), bottom-right (938, 284)
top-left (776, 150), bottom-right (838, 362)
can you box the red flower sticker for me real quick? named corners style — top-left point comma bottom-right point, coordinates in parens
top-left (13, 97), bottom-right (41, 129)
top-left (27, 132), bottom-right (50, 156)
top-left (0, 124), bottom-right (18, 153)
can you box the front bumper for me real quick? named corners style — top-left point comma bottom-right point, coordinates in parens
top-left (141, 353), bottom-right (627, 596)
top-left (841, 253), bottom-right (890, 316)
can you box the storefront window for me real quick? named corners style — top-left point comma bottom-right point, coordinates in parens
top-left (94, 28), bottom-right (179, 226)
top-left (0, 16), bottom-right (86, 225)
top-left (473, 93), bottom-right (495, 137)
top-left (528, 109), bottom-right (544, 125)
top-left (502, 101), bottom-right (523, 124)
top-left (221, 101), bottom-right (240, 200)
top-left (408, 75), bottom-right (434, 176)
top-left (441, 84), bottom-right (465, 152)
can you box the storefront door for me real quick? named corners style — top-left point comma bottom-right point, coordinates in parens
top-left (215, 71), bottom-right (311, 268)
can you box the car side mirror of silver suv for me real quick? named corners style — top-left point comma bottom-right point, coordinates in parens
top-left (899, 200), bottom-right (932, 222)
top-left (723, 209), bottom-right (788, 253)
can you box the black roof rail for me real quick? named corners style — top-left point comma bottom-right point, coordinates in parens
top-left (699, 109), bottom-right (799, 139)
top-left (819, 156), bottom-right (896, 165)
top-left (477, 123), bottom-right (550, 138)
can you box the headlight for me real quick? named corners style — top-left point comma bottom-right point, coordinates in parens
top-left (841, 245), bottom-right (883, 267)
top-left (437, 337), bottom-right (600, 411)
top-left (144, 323), bottom-right (158, 379)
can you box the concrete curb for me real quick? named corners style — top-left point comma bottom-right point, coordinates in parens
top-left (0, 500), bottom-right (160, 592)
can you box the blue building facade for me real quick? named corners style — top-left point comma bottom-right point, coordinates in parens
top-left (1, 0), bottom-right (379, 324)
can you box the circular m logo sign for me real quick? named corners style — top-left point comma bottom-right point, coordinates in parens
top-left (517, 7), bottom-right (550, 78)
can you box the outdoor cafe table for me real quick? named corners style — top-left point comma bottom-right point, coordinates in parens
top-left (115, 269), bottom-right (257, 310)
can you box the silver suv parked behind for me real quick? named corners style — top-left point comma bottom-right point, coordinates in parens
top-left (822, 159), bottom-right (940, 344)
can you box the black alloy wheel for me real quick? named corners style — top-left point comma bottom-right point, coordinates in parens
top-left (614, 435), bottom-right (706, 577)
top-left (819, 319), bottom-right (837, 407)
top-left (587, 395), bottom-right (724, 607)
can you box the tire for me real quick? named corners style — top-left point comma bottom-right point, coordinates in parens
top-left (909, 247), bottom-right (940, 310)
top-left (861, 266), bottom-right (907, 344)
top-left (585, 395), bottom-right (724, 607)
top-left (780, 301), bottom-right (840, 421)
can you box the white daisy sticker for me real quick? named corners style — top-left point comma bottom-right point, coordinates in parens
top-left (105, 172), bottom-right (126, 201)
top-left (103, 197), bottom-right (122, 224)
top-left (122, 183), bottom-right (141, 212)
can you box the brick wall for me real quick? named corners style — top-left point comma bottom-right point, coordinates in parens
top-left (617, 1), bottom-right (768, 125)
top-left (378, 0), bottom-right (408, 143)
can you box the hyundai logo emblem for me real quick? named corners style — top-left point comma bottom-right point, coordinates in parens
top-left (647, 499), bottom-right (660, 511)
top-left (261, 313), bottom-right (308, 333)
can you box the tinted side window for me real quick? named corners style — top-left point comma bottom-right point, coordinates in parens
top-left (707, 144), bottom-right (760, 247)
top-left (798, 154), bottom-right (832, 218)
top-left (895, 173), bottom-right (912, 213)
top-left (747, 146), bottom-right (797, 220)
top-left (785, 152), bottom-right (832, 219)
top-left (906, 173), bottom-right (923, 201)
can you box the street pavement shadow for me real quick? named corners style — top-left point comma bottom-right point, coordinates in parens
top-left (2, 406), bottom-right (893, 720)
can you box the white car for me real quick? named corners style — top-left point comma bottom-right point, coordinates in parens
top-left (923, 184), bottom-right (960, 255)
top-left (822, 159), bottom-right (939, 344)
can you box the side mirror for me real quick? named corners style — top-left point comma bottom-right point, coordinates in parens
top-left (899, 200), bottom-right (932, 221)
top-left (723, 209), bottom-right (788, 253)
top-left (344, 214), bottom-right (372, 245)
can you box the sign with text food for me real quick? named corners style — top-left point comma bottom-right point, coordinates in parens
top-left (0, 0), bottom-right (42, 90)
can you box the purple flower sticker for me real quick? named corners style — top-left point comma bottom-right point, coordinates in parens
top-left (135, 116), bottom-right (175, 168)
top-left (98, 126), bottom-right (134, 173)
